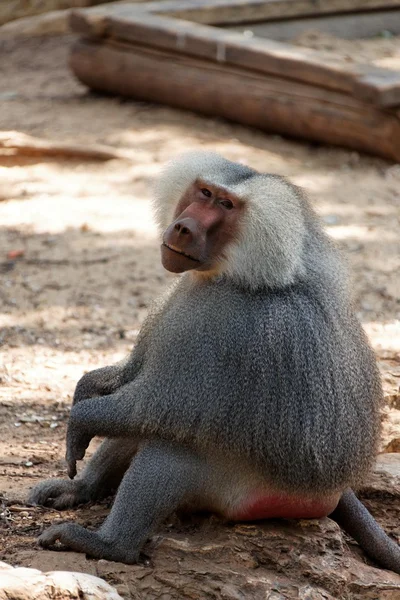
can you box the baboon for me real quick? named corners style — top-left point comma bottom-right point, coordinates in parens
top-left (29, 152), bottom-right (400, 573)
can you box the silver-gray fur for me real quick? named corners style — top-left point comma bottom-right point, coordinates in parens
top-left (29, 152), bottom-right (399, 573)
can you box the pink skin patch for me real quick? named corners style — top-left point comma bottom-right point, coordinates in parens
top-left (230, 492), bottom-right (341, 521)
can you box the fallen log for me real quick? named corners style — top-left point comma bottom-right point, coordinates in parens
top-left (70, 7), bottom-right (400, 107)
top-left (70, 38), bottom-right (400, 162)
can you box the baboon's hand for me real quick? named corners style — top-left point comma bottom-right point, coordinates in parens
top-left (73, 366), bottom-right (123, 405)
top-left (28, 478), bottom-right (91, 509)
top-left (65, 404), bottom-right (93, 478)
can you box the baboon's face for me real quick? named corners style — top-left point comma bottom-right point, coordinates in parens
top-left (161, 180), bottom-right (243, 273)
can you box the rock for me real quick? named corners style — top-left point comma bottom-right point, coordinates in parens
top-left (359, 453), bottom-right (400, 499)
top-left (385, 439), bottom-right (400, 453)
top-left (376, 453), bottom-right (400, 478)
top-left (0, 560), bottom-right (122, 600)
top-left (15, 516), bottom-right (400, 599)
top-left (323, 214), bottom-right (340, 226)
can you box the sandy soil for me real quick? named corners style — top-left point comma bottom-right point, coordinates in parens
top-left (0, 33), bottom-right (399, 585)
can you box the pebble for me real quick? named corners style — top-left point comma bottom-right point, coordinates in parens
top-left (323, 214), bottom-right (340, 225)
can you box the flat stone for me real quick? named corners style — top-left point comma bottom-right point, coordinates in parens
top-left (376, 453), bottom-right (400, 479)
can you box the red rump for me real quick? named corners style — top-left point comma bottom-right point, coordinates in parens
top-left (231, 492), bottom-right (340, 521)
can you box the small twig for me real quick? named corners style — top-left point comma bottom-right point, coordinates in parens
top-left (5, 473), bottom-right (44, 479)
top-left (7, 505), bottom-right (37, 513)
top-left (0, 131), bottom-right (133, 161)
top-left (24, 255), bottom-right (118, 266)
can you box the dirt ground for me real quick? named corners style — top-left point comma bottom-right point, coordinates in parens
top-left (0, 32), bottom-right (399, 594)
top-left (294, 29), bottom-right (400, 70)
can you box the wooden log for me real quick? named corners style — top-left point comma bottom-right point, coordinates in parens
top-left (106, 13), bottom-right (356, 94)
top-left (70, 9), bottom-right (400, 107)
top-left (354, 71), bottom-right (400, 108)
top-left (69, 1), bottom-right (145, 37)
top-left (69, 39), bottom-right (400, 162)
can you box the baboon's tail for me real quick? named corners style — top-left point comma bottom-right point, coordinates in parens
top-left (330, 488), bottom-right (400, 575)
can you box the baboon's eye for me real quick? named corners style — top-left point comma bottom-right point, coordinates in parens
top-left (201, 188), bottom-right (212, 198)
top-left (220, 199), bottom-right (234, 210)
